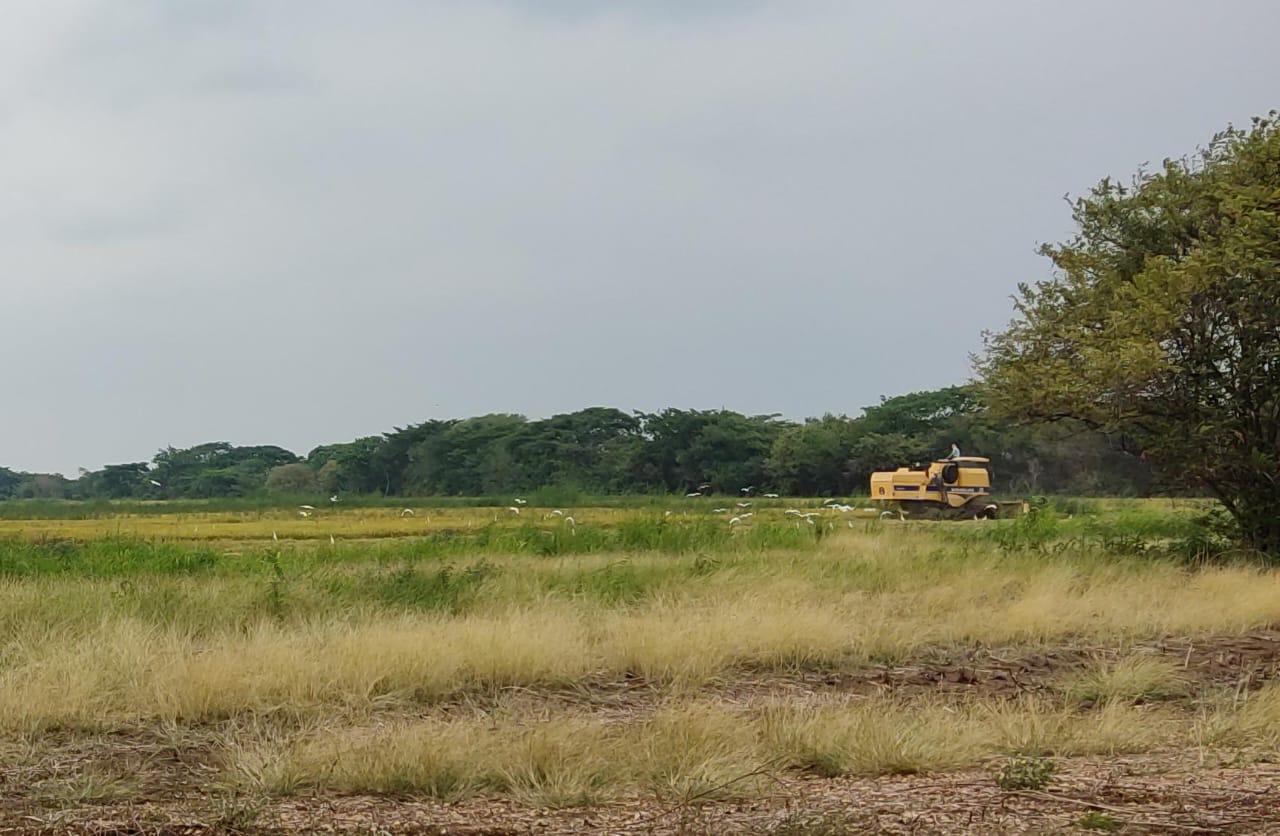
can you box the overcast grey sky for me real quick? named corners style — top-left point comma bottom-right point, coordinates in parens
top-left (2, 1), bottom-right (1277, 475)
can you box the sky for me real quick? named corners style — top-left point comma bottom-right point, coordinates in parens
top-left (2, 1), bottom-right (1278, 476)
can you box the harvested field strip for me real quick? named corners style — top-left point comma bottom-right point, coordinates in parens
top-left (0, 505), bottom-right (849, 544)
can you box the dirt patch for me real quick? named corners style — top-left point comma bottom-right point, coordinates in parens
top-left (1148, 632), bottom-right (1280, 690)
top-left (4, 757), bottom-right (1278, 834)
top-left (414, 631), bottom-right (1280, 721)
top-left (740, 630), bottom-right (1280, 703)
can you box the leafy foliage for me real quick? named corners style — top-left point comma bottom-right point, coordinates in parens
top-left (980, 113), bottom-right (1280, 554)
top-left (7, 394), bottom-right (1149, 500)
top-left (994, 756), bottom-right (1056, 791)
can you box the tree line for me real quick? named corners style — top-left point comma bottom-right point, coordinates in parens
top-left (0, 387), bottom-right (1151, 501)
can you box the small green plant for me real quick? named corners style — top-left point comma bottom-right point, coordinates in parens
top-left (34, 766), bottom-right (138, 806)
top-left (994, 755), bottom-right (1056, 791)
top-left (264, 549), bottom-right (286, 619)
top-left (372, 561), bottom-right (495, 613)
top-left (1077, 811), bottom-right (1122, 831)
top-left (994, 507), bottom-right (1061, 552)
top-left (211, 790), bottom-right (267, 833)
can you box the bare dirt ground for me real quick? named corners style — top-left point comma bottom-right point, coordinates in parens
top-left (5, 759), bottom-right (1278, 835)
top-left (4, 633), bottom-right (1280, 835)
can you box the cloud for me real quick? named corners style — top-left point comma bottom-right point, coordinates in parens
top-left (2, 0), bottom-right (1279, 475)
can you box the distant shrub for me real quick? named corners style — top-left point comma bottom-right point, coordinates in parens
top-left (528, 483), bottom-right (586, 507)
top-left (1048, 496), bottom-right (1100, 516)
top-left (991, 507), bottom-right (1061, 552)
top-left (264, 464), bottom-right (319, 494)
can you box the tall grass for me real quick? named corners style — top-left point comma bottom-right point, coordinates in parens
top-left (3, 499), bottom-right (1279, 810)
top-left (4, 538), bottom-right (1280, 731)
top-left (0, 518), bottom-right (816, 578)
top-left (226, 695), bottom-right (1192, 804)
top-left (1057, 655), bottom-right (1189, 704)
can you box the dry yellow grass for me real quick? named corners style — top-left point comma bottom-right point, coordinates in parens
top-left (3, 501), bottom-right (1278, 812)
top-left (3, 526), bottom-right (1280, 732)
top-left (1057, 655), bottom-right (1189, 704)
top-left (0, 505), bottom-right (644, 543)
top-left (0, 503), bottom-right (845, 544)
top-left (224, 695), bottom-right (1198, 804)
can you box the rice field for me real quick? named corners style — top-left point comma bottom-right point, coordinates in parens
top-left (1, 497), bottom-right (1277, 834)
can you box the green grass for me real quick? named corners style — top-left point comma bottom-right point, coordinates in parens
top-left (945, 498), bottom-right (1225, 562)
top-left (1057, 656), bottom-right (1188, 704)
top-left (0, 537), bottom-right (225, 577)
top-left (3, 497), bottom-right (1280, 816)
top-left (0, 518), bottom-right (818, 579)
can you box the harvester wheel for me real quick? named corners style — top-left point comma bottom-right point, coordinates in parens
top-left (941, 463), bottom-right (959, 484)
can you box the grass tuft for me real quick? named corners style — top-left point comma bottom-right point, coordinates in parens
top-left (1058, 655), bottom-right (1188, 704)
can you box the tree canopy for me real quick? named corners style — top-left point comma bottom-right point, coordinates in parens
top-left (0, 389), bottom-right (1150, 501)
top-left (980, 113), bottom-right (1280, 552)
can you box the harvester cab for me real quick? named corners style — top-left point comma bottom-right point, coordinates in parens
top-left (869, 456), bottom-right (1002, 520)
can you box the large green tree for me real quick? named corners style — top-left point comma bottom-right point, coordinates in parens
top-left (980, 114), bottom-right (1280, 552)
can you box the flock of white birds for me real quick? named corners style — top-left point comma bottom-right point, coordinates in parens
top-left (273, 481), bottom-right (895, 541)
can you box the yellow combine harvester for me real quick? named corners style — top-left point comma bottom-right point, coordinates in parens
top-left (869, 456), bottom-right (1006, 520)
